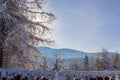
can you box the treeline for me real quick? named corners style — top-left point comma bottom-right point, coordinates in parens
top-left (40, 48), bottom-right (120, 71)
top-left (68, 48), bottom-right (120, 71)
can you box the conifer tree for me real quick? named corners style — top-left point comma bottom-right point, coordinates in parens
top-left (0, 0), bottom-right (55, 69)
top-left (83, 55), bottom-right (89, 71)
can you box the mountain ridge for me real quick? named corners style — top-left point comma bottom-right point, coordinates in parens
top-left (38, 46), bottom-right (118, 59)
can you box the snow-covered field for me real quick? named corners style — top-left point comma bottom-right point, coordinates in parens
top-left (0, 68), bottom-right (120, 80)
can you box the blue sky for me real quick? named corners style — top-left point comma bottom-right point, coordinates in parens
top-left (45, 0), bottom-right (120, 52)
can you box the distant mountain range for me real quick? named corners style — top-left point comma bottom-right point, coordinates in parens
top-left (38, 46), bottom-right (117, 59)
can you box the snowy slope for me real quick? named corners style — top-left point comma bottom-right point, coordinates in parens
top-left (39, 47), bottom-right (94, 58)
top-left (38, 46), bottom-right (117, 58)
top-left (0, 67), bottom-right (120, 80)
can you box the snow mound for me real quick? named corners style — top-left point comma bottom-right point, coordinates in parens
top-left (0, 68), bottom-right (120, 80)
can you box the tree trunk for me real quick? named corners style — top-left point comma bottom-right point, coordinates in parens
top-left (0, 20), bottom-right (6, 68)
top-left (0, 47), bottom-right (3, 68)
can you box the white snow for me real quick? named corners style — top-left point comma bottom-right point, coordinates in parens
top-left (0, 68), bottom-right (120, 80)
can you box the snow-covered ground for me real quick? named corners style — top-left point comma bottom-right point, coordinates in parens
top-left (0, 68), bottom-right (120, 80)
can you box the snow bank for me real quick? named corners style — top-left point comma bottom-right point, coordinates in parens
top-left (0, 68), bottom-right (120, 80)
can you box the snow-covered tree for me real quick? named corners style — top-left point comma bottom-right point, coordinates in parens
top-left (89, 57), bottom-right (96, 71)
top-left (94, 57), bottom-right (103, 71)
top-left (69, 58), bottom-right (81, 71)
top-left (53, 54), bottom-right (63, 71)
top-left (100, 48), bottom-right (112, 70)
top-left (40, 54), bottom-right (48, 70)
top-left (82, 55), bottom-right (89, 71)
top-left (94, 48), bottom-right (112, 71)
top-left (113, 51), bottom-right (120, 70)
top-left (0, 0), bottom-right (55, 69)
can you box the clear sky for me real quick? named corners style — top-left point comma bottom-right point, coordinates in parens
top-left (45, 0), bottom-right (120, 52)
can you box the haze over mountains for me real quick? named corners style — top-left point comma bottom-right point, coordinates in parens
top-left (38, 46), bottom-right (117, 59)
